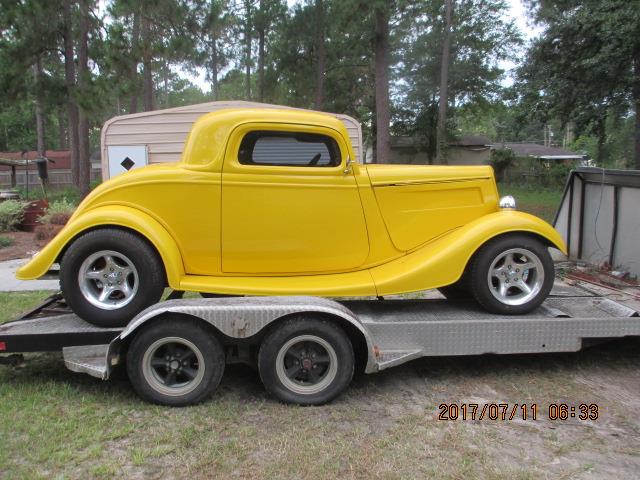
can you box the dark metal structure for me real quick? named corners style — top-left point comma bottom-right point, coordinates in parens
top-left (554, 167), bottom-right (640, 277)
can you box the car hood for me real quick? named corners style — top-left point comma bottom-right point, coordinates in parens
top-left (364, 164), bottom-right (499, 251)
top-left (365, 163), bottom-right (494, 186)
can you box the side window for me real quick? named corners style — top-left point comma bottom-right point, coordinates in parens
top-left (238, 131), bottom-right (341, 167)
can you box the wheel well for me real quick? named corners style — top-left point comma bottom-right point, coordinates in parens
top-left (56, 225), bottom-right (167, 285)
top-left (464, 231), bottom-right (557, 274)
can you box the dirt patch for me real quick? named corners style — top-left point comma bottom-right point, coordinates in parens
top-left (0, 231), bottom-right (44, 262)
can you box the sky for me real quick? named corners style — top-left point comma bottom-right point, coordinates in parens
top-left (179, 0), bottom-right (542, 93)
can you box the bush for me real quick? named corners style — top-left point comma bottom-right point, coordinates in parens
top-left (548, 163), bottom-right (574, 188)
top-left (0, 200), bottom-right (26, 232)
top-left (490, 148), bottom-right (516, 181)
top-left (39, 199), bottom-right (76, 226)
top-left (16, 185), bottom-right (81, 205)
top-left (34, 223), bottom-right (63, 241)
top-left (0, 235), bottom-right (13, 248)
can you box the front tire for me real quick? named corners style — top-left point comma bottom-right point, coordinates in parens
top-left (470, 234), bottom-right (554, 315)
top-left (60, 228), bottom-right (165, 327)
top-left (258, 317), bottom-right (354, 405)
top-left (126, 317), bottom-right (225, 406)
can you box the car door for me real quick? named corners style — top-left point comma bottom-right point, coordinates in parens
top-left (221, 123), bottom-right (369, 274)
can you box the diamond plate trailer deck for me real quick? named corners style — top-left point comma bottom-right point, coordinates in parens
top-left (1, 283), bottom-right (639, 403)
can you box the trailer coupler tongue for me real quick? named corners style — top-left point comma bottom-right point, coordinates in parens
top-left (0, 354), bottom-right (25, 367)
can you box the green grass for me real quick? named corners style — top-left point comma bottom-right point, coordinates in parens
top-left (498, 183), bottom-right (564, 223)
top-left (0, 235), bottom-right (13, 248)
top-left (1, 291), bottom-right (640, 478)
top-left (0, 291), bottom-right (55, 324)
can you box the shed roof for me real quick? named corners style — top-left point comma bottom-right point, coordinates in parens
top-left (101, 101), bottom-right (363, 179)
top-left (496, 143), bottom-right (585, 159)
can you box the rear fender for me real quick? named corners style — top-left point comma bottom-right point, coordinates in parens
top-left (15, 205), bottom-right (184, 287)
top-left (370, 210), bottom-right (567, 295)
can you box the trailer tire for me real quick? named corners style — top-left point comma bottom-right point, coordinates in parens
top-left (126, 318), bottom-right (225, 406)
top-left (60, 228), bottom-right (164, 327)
top-left (470, 234), bottom-right (554, 315)
top-left (258, 317), bottom-right (354, 405)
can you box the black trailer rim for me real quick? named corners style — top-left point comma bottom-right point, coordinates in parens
top-left (141, 337), bottom-right (205, 396)
top-left (275, 335), bottom-right (338, 395)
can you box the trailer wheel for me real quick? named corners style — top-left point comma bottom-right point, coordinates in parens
top-left (126, 318), bottom-right (224, 406)
top-left (60, 228), bottom-right (164, 327)
top-left (470, 234), bottom-right (554, 314)
top-left (258, 317), bottom-right (354, 405)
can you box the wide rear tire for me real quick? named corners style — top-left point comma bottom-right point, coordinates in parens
top-left (60, 228), bottom-right (165, 327)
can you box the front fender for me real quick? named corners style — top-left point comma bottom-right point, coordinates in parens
top-left (15, 205), bottom-right (185, 287)
top-left (371, 210), bottom-right (567, 295)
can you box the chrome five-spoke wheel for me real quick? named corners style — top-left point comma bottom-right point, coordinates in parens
top-left (78, 250), bottom-right (139, 310)
top-left (470, 235), bottom-right (554, 315)
top-left (487, 248), bottom-right (544, 306)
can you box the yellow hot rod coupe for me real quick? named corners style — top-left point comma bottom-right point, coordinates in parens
top-left (17, 108), bottom-right (566, 327)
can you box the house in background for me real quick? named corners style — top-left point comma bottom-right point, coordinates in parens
top-left (491, 142), bottom-right (587, 184)
top-left (494, 142), bottom-right (587, 166)
top-left (370, 134), bottom-right (492, 164)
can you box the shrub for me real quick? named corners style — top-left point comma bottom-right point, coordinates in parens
top-left (0, 200), bottom-right (26, 232)
top-left (39, 199), bottom-right (76, 226)
top-left (0, 235), bottom-right (13, 248)
top-left (34, 223), bottom-right (63, 241)
top-left (490, 148), bottom-right (516, 181)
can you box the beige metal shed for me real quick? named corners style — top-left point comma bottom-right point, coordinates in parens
top-left (100, 101), bottom-right (364, 179)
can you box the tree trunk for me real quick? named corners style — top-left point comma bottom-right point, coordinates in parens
top-left (130, 9), bottom-right (140, 113)
top-left (374, 1), bottom-right (391, 164)
top-left (314, 0), bottom-right (325, 110)
top-left (77, 0), bottom-right (91, 197)
top-left (244, 0), bottom-right (252, 101)
top-left (210, 40), bottom-right (219, 100)
top-left (635, 98), bottom-right (640, 170)
top-left (634, 50), bottom-right (640, 170)
top-left (141, 13), bottom-right (154, 111)
top-left (258, 0), bottom-right (265, 103)
top-left (436, 0), bottom-right (453, 165)
top-left (33, 60), bottom-right (46, 158)
top-left (63, 0), bottom-right (80, 187)
top-left (58, 107), bottom-right (67, 150)
top-left (162, 66), bottom-right (169, 107)
top-left (595, 117), bottom-right (606, 166)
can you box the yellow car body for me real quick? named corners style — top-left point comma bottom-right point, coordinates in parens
top-left (17, 108), bottom-right (566, 299)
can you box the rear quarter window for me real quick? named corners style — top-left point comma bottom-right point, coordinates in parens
top-left (238, 131), bottom-right (341, 167)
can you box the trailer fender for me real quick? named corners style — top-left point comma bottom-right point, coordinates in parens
top-left (115, 296), bottom-right (378, 372)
